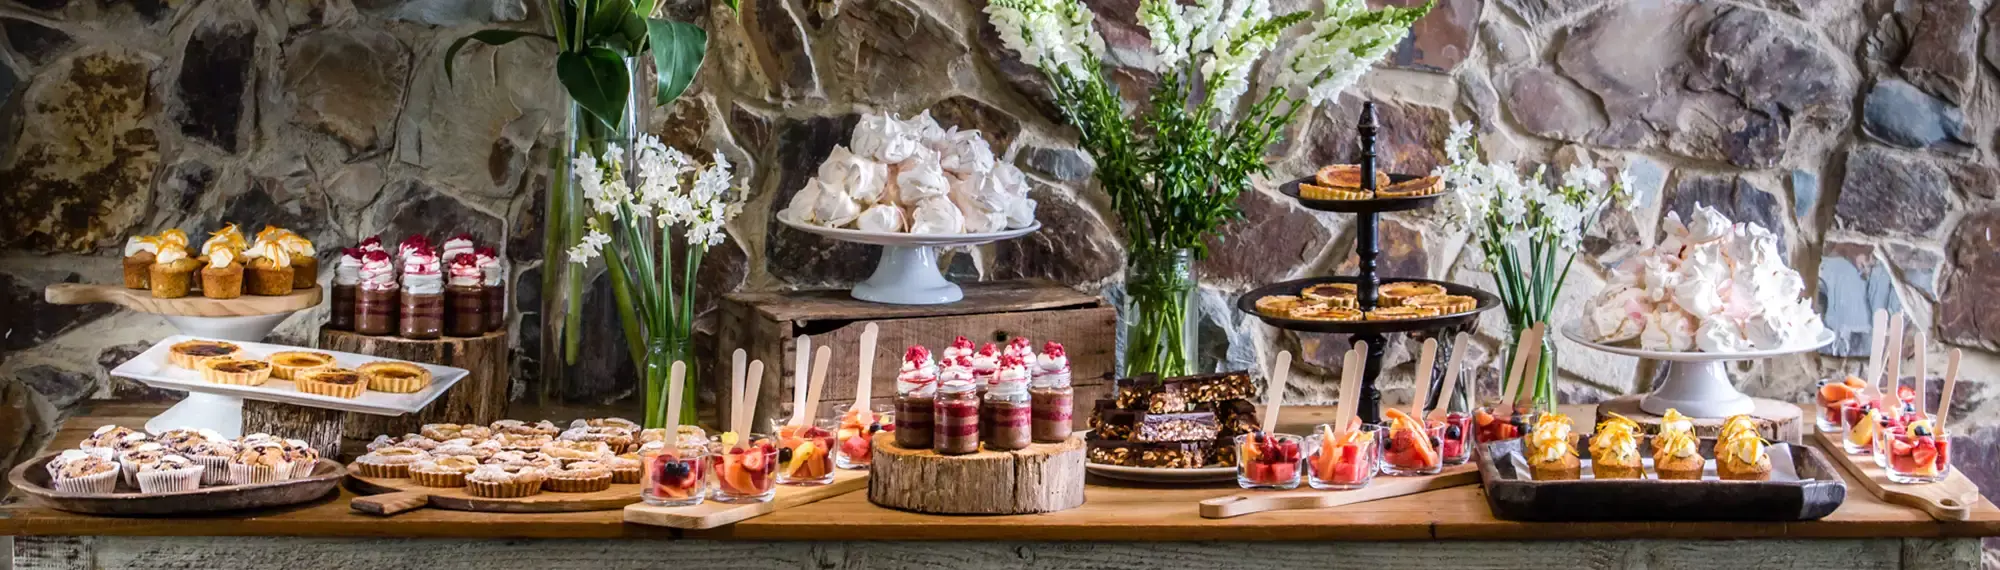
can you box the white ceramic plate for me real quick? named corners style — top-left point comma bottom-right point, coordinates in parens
top-left (1560, 323), bottom-right (1835, 362)
top-left (778, 215), bottom-right (1040, 247)
top-left (110, 334), bottom-right (468, 416)
top-left (1086, 463), bottom-right (1238, 484)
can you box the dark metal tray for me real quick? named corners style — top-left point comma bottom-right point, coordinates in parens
top-left (1474, 437), bottom-right (1847, 522)
top-left (1277, 174), bottom-right (1446, 213)
top-left (1235, 276), bottom-right (1499, 334)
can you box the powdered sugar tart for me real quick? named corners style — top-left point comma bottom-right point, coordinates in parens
top-left (1581, 204), bottom-right (1825, 353)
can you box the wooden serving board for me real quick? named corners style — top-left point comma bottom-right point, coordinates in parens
top-left (345, 469), bottom-right (640, 515)
top-left (1199, 463), bottom-right (1478, 519)
top-left (1810, 430), bottom-right (1977, 521)
top-left (623, 468), bottom-right (868, 529)
top-left (8, 454), bottom-right (345, 516)
top-left (45, 282), bottom-right (322, 316)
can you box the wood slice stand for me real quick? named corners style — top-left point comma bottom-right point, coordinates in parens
top-left (43, 282), bottom-right (322, 317)
top-left (345, 470), bottom-right (636, 515)
top-left (238, 328), bottom-right (510, 459)
top-left (1811, 430), bottom-right (1978, 521)
top-left (623, 468), bottom-right (868, 529)
top-left (1199, 463), bottom-right (1479, 518)
top-left (868, 432), bottom-right (1086, 515)
top-left (1595, 395), bottom-right (1802, 443)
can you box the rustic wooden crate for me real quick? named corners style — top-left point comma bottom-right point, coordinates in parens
top-left (715, 279), bottom-right (1114, 434)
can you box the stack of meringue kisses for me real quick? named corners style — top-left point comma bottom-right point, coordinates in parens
top-left (1582, 204), bottom-right (1824, 353)
top-left (781, 110), bottom-right (1036, 234)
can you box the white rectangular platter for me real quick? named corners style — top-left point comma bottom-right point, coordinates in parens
top-left (110, 334), bottom-right (467, 416)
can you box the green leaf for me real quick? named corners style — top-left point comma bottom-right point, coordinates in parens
top-left (590, 0), bottom-right (635, 38)
top-left (621, 12), bottom-right (649, 48)
top-left (722, 0), bottom-right (738, 11)
top-left (557, 48), bottom-right (632, 131)
top-left (443, 29), bottom-right (554, 84)
top-left (646, 18), bottom-right (707, 105)
top-left (635, 0), bottom-right (657, 19)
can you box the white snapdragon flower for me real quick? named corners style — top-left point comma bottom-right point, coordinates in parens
top-left (1138, 0), bottom-right (1191, 71)
top-left (567, 229), bottom-right (612, 263)
top-left (1279, 0), bottom-right (1419, 106)
top-left (985, 0), bottom-right (1102, 81)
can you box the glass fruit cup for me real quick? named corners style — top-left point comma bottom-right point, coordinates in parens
top-left (1840, 399), bottom-right (1881, 455)
top-left (1234, 432), bottom-right (1303, 490)
top-left (777, 419), bottom-right (836, 486)
top-left (1474, 400), bottom-right (1529, 444)
top-left (1815, 376), bottom-right (1866, 433)
top-left (1307, 423), bottom-right (1379, 490)
top-left (1871, 413), bottom-right (1903, 468)
top-left (711, 434), bottom-right (778, 503)
top-left (834, 405), bottom-right (889, 470)
top-left (1380, 409), bottom-right (1442, 476)
top-left (1886, 421), bottom-right (1951, 484)
top-left (1436, 412), bottom-right (1474, 466)
top-left (640, 445), bottom-right (709, 507)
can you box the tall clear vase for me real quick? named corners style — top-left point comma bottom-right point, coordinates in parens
top-left (1503, 320), bottom-right (1560, 414)
top-left (1120, 248), bottom-right (1199, 378)
top-left (537, 60), bottom-right (642, 408)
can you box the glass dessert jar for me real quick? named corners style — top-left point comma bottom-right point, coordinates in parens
top-left (1029, 377), bottom-right (1073, 444)
top-left (355, 286), bottom-right (399, 335)
top-left (445, 284), bottom-right (486, 337)
top-left (835, 404), bottom-right (889, 470)
top-left (329, 283), bottom-right (358, 331)
top-left (399, 290), bottom-right (443, 339)
top-left (1872, 412), bottom-right (1903, 468)
top-left (1474, 400), bottom-right (1527, 444)
top-left (777, 419), bottom-right (836, 486)
top-left (983, 380), bottom-right (1032, 452)
top-left (641, 445), bottom-right (708, 507)
top-left (1308, 423), bottom-right (1379, 490)
top-left (711, 434), bottom-right (778, 503)
top-left (1435, 413), bottom-right (1474, 466)
top-left (1885, 421), bottom-right (1951, 484)
top-left (1381, 409), bottom-right (1442, 476)
top-left (1815, 376), bottom-right (1867, 433)
top-left (1234, 432), bottom-right (1303, 490)
top-left (895, 384), bottom-right (936, 450)
top-left (1841, 400), bottom-right (1881, 455)
top-left (933, 380), bottom-right (980, 455)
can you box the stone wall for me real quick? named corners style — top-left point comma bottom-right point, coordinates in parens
top-left (0, 0), bottom-right (1995, 552)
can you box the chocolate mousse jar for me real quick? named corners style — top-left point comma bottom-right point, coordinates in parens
top-left (445, 284), bottom-right (486, 337)
top-left (400, 291), bottom-right (443, 339)
top-left (894, 385), bottom-right (936, 450)
top-left (482, 282), bottom-right (506, 332)
top-left (982, 382), bottom-right (1031, 451)
top-left (355, 287), bottom-right (398, 335)
top-left (329, 284), bottom-right (358, 331)
top-left (933, 381), bottom-right (980, 456)
top-left (1030, 382), bottom-right (1073, 443)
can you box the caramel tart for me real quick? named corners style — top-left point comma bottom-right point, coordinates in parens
top-left (169, 340), bottom-right (243, 369)
top-left (269, 351), bottom-right (336, 381)
top-left (297, 367), bottom-right (367, 399)
top-left (1365, 306), bottom-right (1440, 321)
top-left (199, 358), bottom-right (272, 386)
top-left (1288, 305), bottom-right (1362, 322)
top-left (1378, 282), bottom-right (1447, 307)
top-left (359, 361), bottom-right (432, 394)
top-left (1377, 174), bottom-right (1443, 198)
top-left (1254, 295), bottom-right (1303, 316)
top-left (1404, 293), bottom-right (1478, 314)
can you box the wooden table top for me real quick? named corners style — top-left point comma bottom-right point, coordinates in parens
top-left (4, 403), bottom-right (1997, 542)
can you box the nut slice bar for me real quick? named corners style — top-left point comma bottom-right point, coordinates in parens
top-left (1085, 439), bottom-right (1211, 469)
top-left (1112, 372), bottom-right (1256, 413)
top-left (1090, 399), bottom-right (1137, 440)
top-left (1213, 399), bottom-right (1259, 437)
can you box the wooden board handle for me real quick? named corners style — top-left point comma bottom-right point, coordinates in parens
top-left (1919, 493), bottom-right (1975, 521)
top-left (44, 282), bottom-right (115, 306)
top-left (1199, 494), bottom-right (1333, 519)
top-left (350, 490), bottom-right (432, 515)
top-left (1198, 465), bottom-right (1479, 519)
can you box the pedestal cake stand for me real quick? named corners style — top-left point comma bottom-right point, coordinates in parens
top-left (45, 283), bottom-right (323, 437)
top-left (778, 216), bottom-right (1039, 305)
top-left (1235, 102), bottom-right (1501, 425)
top-left (1561, 323), bottom-right (1835, 418)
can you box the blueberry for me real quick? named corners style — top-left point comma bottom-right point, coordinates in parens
top-left (1913, 424), bottom-right (1933, 437)
top-left (778, 447), bottom-right (793, 463)
top-left (1430, 436), bottom-right (1443, 450)
top-left (1445, 425), bottom-right (1463, 440)
top-left (661, 461), bottom-right (689, 479)
top-left (868, 422), bottom-right (882, 434)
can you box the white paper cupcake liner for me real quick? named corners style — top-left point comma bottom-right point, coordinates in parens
top-left (136, 465), bottom-right (205, 493)
top-left (228, 461), bottom-right (294, 485)
top-left (289, 459), bottom-right (318, 479)
top-left (193, 455), bottom-right (232, 485)
top-left (54, 468), bottom-right (118, 494)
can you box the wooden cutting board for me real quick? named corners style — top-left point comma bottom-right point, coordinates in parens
top-left (346, 469), bottom-right (639, 515)
top-left (45, 282), bottom-right (322, 317)
top-left (1811, 430), bottom-right (1977, 521)
top-left (1199, 462), bottom-right (1479, 519)
top-left (623, 468), bottom-right (867, 529)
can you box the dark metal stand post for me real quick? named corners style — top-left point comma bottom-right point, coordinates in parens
top-left (1354, 102), bottom-right (1386, 425)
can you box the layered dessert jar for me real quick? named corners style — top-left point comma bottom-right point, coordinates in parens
top-left (1029, 342), bottom-right (1073, 443)
top-left (933, 380), bottom-right (980, 455)
top-left (893, 346), bottom-right (938, 450)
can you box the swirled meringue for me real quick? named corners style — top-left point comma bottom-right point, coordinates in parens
top-left (935, 130), bottom-right (996, 176)
top-left (852, 113), bottom-right (921, 164)
top-left (811, 179), bottom-right (865, 227)
top-left (909, 196), bottom-right (964, 235)
top-left (819, 146), bottom-right (890, 204)
top-left (857, 203), bottom-right (906, 233)
top-left (1589, 204), bottom-right (1819, 352)
top-left (894, 148), bottom-right (951, 206)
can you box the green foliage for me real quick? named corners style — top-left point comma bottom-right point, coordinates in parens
top-left (557, 48), bottom-right (633, 130)
top-left (646, 19), bottom-right (708, 105)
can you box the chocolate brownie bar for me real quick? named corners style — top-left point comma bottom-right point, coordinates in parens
top-left (1086, 439), bottom-right (1210, 469)
top-left (1113, 372), bottom-right (1257, 413)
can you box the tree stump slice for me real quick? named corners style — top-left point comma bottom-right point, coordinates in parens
top-left (867, 432), bottom-right (1085, 515)
top-left (1595, 395), bottom-right (1802, 443)
top-left (316, 328), bottom-right (511, 455)
top-left (241, 400), bottom-right (345, 458)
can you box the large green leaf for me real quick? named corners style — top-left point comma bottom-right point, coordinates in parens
top-left (557, 48), bottom-right (632, 131)
top-left (646, 18), bottom-right (707, 106)
top-left (443, 29), bottom-right (554, 84)
top-left (590, 0), bottom-right (635, 38)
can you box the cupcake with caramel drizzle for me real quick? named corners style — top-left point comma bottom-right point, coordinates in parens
top-left (148, 243), bottom-right (200, 299)
top-left (200, 246), bottom-right (244, 299)
top-left (1715, 415), bottom-right (1771, 481)
top-left (122, 234), bottom-right (163, 289)
top-left (244, 239), bottom-right (295, 296)
top-left (1588, 412), bottom-right (1643, 479)
top-left (201, 223), bottom-right (248, 261)
top-left (1526, 412), bottom-right (1580, 480)
top-left (1651, 408), bottom-right (1703, 480)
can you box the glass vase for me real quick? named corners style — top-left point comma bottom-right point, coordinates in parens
top-left (1504, 321), bottom-right (1560, 413)
top-left (1120, 248), bottom-right (1198, 378)
top-left (644, 335), bottom-right (700, 429)
top-left (538, 59), bottom-right (642, 408)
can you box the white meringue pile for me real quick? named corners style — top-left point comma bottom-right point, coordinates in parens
top-left (1582, 204), bottom-right (1824, 353)
top-left (781, 110), bottom-right (1036, 234)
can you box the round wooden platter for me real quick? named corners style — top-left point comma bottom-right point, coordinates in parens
top-left (7, 453), bottom-right (345, 516)
top-left (344, 467), bottom-right (641, 515)
top-left (44, 282), bottom-right (322, 317)
top-left (868, 432), bottom-right (1086, 515)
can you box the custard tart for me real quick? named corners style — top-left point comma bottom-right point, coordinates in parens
top-left (199, 358), bottom-right (272, 386)
top-left (1254, 295), bottom-right (1304, 316)
top-left (1314, 164), bottom-right (1389, 190)
top-left (1377, 174), bottom-right (1443, 198)
top-left (168, 340), bottom-right (243, 369)
top-left (1300, 283), bottom-right (1359, 307)
top-left (1404, 293), bottom-right (1477, 314)
top-left (359, 361), bottom-right (432, 393)
top-left (1298, 182), bottom-right (1371, 200)
top-left (269, 351), bottom-right (336, 381)
top-left (1289, 305), bottom-right (1362, 322)
top-left (1366, 306), bottom-right (1439, 321)
top-left (1378, 282), bottom-right (1447, 307)
top-left (296, 367), bottom-right (367, 399)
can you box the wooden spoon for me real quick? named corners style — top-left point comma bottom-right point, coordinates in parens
top-left (1499, 325), bottom-right (1540, 412)
top-left (1331, 342), bottom-right (1368, 434)
top-left (1882, 317), bottom-right (1905, 403)
top-left (799, 346), bottom-right (833, 428)
top-left (664, 361), bottom-right (687, 445)
top-left (851, 323), bottom-right (879, 413)
top-left (1261, 351), bottom-right (1292, 434)
top-left (1429, 333), bottom-right (1469, 422)
top-left (1408, 337), bottom-right (1439, 419)
top-left (1912, 329), bottom-right (1928, 414)
top-left (1936, 349), bottom-right (1962, 429)
top-left (790, 334), bottom-right (811, 426)
top-left (1515, 323), bottom-right (1547, 408)
top-left (744, 360), bottom-right (765, 438)
top-left (1863, 309), bottom-right (1888, 394)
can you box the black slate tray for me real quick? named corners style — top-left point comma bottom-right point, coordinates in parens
top-left (1475, 437), bottom-right (1846, 522)
top-left (1277, 174), bottom-right (1446, 213)
top-left (1235, 276), bottom-right (1500, 334)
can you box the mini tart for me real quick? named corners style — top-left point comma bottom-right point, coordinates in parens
top-left (1298, 182), bottom-right (1372, 200)
top-left (1376, 174), bottom-right (1443, 198)
top-left (1378, 282), bottom-right (1447, 307)
top-left (199, 358), bottom-right (272, 386)
top-left (269, 351), bottom-right (336, 381)
top-left (543, 461), bottom-right (614, 493)
top-left (1300, 282), bottom-right (1356, 301)
top-left (608, 453), bottom-right (643, 484)
top-left (1288, 304), bottom-right (1362, 322)
top-left (1254, 295), bottom-right (1304, 316)
top-left (297, 367), bottom-right (367, 399)
top-left (1404, 293), bottom-right (1477, 314)
top-left (1366, 306), bottom-right (1439, 321)
top-left (168, 340), bottom-right (242, 369)
top-left (354, 447), bottom-right (428, 478)
top-left (246, 258), bottom-right (295, 296)
top-left (465, 465), bottom-right (545, 498)
top-left (420, 423), bottom-right (495, 441)
top-left (359, 361), bottom-right (432, 393)
top-left (540, 440), bottom-right (613, 465)
top-left (409, 455), bottom-right (482, 488)
top-left (1313, 164), bottom-right (1389, 190)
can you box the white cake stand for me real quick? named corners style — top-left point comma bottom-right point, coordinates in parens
top-left (779, 216), bottom-right (1040, 305)
top-left (1561, 323), bottom-right (1834, 418)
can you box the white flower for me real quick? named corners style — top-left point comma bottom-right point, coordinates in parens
top-left (1278, 0), bottom-right (1424, 106)
top-left (985, 0), bottom-right (1102, 80)
top-left (1138, 0), bottom-right (1191, 71)
top-left (567, 229), bottom-right (612, 263)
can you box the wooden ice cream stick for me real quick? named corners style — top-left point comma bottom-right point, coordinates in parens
top-left (1262, 351), bottom-right (1292, 434)
top-left (1430, 333), bottom-right (1469, 422)
top-left (851, 323), bottom-right (879, 413)
top-left (1882, 317), bottom-right (1905, 399)
top-left (1912, 330), bottom-right (1928, 414)
top-left (1409, 337), bottom-right (1439, 419)
top-left (1864, 309), bottom-right (1888, 391)
top-left (1517, 323), bottom-right (1547, 408)
top-left (1499, 326), bottom-right (1537, 410)
top-left (1331, 342), bottom-right (1368, 435)
top-left (664, 361), bottom-right (687, 444)
top-left (744, 360), bottom-right (764, 439)
top-left (800, 346), bottom-right (833, 428)
top-left (731, 348), bottom-right (747, 435)
top-left (1937, 349), bottom-right (1962, 429)
top-left (790, 334), bottom-right (811, 426)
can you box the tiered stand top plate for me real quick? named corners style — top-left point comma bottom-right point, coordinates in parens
top-left (1277, 175), bottom-right (1447, 213)
top-left (1236, 276), bottom-right (1500, 334)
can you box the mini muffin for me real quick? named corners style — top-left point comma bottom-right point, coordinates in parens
top-left (116, 442), bottom-right (171, 486)
top-left (80, 425), bottom-right (148, 452)
top-left (49, 451), bottom-right (120, 494)
top-left (1378, 282), bottom-right (1447, 307)
top-left (275, 231), bottom-right (318, 289)
top-left (1254, 295), bottom-right (1303, 316)
top-left (1652, 431), bottom-right (1705, 481)
top-left (359, 361), bottom-right (432, 393)
top-left (199, 358), bottom-right (272, 386)
top-left (148, 244), bottom-right (200, 299)
top-left (152, 428), bottom-right (213, 455)
top-left (123, 235), bottom-right (161, 290)
top-left (228, 442), bottom-right (295, 484)
top-left (200, 248), bottom-right (244, 300)
top-left (1527, 413), bottom-right (1581, 481)
top-left (168, 340), bottom-right (242, 369)
top-left (540, 440), bottom-right (613, 466)
top-left (409, 455), bottom-right (482, 488)
top-left (134, 454), bottom-right (205, 493)
top-left (1588, 413), bottom-right (1644, 480)
top-left (465, 464), bottom-right (544, 498)
top-left (353, 447), bottom-right (428, 478)
top-left (187, 439), bottom-right (240, 485)
top-left (269, 351), bottom-right (336, 381)
top-left (296, 367), bottom-right (367, 399)
top-left (543, 461), bottom-right (614, 493)
top-left (245, 241), bottom-right (296, 296)
top-left (420, 423), bottom-right (495, 441)
top-left (281, 438), bottom-right (321, 479)
top-left (1404, 293), bottom-right (1477, 315)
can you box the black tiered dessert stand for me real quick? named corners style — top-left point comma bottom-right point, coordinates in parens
top-left (1235, 102), bottom-right (1500, 426)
